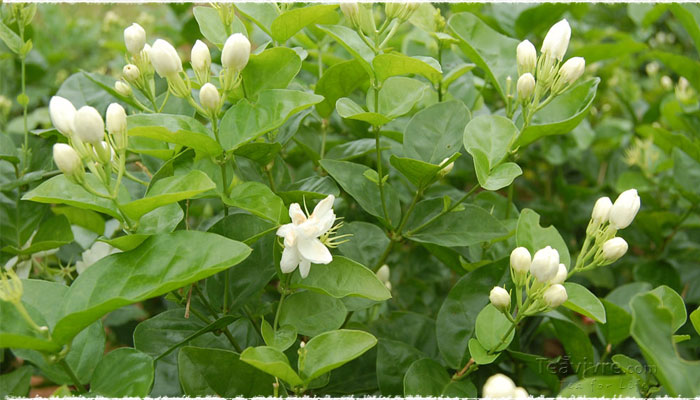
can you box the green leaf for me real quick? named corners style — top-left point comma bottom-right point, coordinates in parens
top-left (649, 285), bottom-right (687, 333)
top-left (336, 98), bottom-right (391, 125)
top-left (261, 320), bottom-right (297, 351)
top-left (468, 338), bottom-right (499, 365)
top-left (403, 357), bottom-right (476, 397)
top-left (599, 299), bottom-right (632, 346)
top-left (234, 142), bottom-right (282, 165)
top-left (0, 134), bottom-right (19, 164)
top-left (630, 289), bottom-right (700, 396)
top-left (314, 60), bottom-right (369, 117)
top-left (2, 215), bottom-right (73, 256)
top-left (51, 231), bottom-right (251, 345)
top-left (515, 78), bottom-right (600, 148)
top-left (372, 77), bottom-right (428, 120)
top-left (56, 72), bottom-right (119, 113)
top-left (278, 176), bottom-right (340, 204)
top-left (337, 221), bottom-right (390, 268)
top-left (290, 256), bottom-right (392, 301)
top-left (551, 317), bottom-right (595, 378)
top-left (436, 258), bottom-right (510, 369)
top-left (691, 308), bottom-right (700, 336)
top-left (475, 304), bottom-right (514, 352)
top-left (389, 156), bottom-right (443, 188)
top-left (241, 48), bottom-right (301, 98)
top-left (673, 148), bottom-right (700, 202)
top-left (0, 22), bottom-right (21, 54)
top-left (464, 114), bottom-right (518, 168)
top-left (516, 208), bottom-right (571, 268)
top-left (120, 170), bottom-right (215, 221)
top-left (559, 375), bottom-right (640, 397)
top-left (670, 4), bottom-right (700, 56)
top-left (405, 200), bottom-right (508, 247)
top-left (219, 89), bottom-right (323, 151)
top-left (52, 206), bottom-right (105, 235)
top-left (404, 101), bottom-right (470, 164)
top-left (472, 150), bottom-right (523, 191)
top-left (127, 114), bottom-right (222, 159)
top-left (0, 366), bottom-right (32, 399)
top-left (448, 12), bottom-right (519, 100)
top-left (320, 159), bottom-right (401, 227)
top-left (240, 346), bottom-right (304, 387)
top-left (180, 346), bottom-right (275, 396)
top-left (377, 339), bottom-right (425, 395)
top-left (562, 282), bottom-right (606, 323)
top-left (23, 174), bottom-right (130, 220)
top-left (373, 52), bottom-right (442, 85)
top-left (279, 291), bottom-right (347, 337)
top-left (193, 6), bottom-right (246, 49)
top-left (90, 348), bottom-right (154, 397)
top-left (234, 3), bottom-right (279, 37)
top-left (224, 181), bottom-right (288, 224)
top-left (300, 329), bottom-right (377, 382)
top-left (316, 24), bottom-right (374, 76)
top-left (271, 4), bottom-right (339, 42)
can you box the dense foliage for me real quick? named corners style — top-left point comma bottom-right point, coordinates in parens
top-left (1, 3), bottom-right (699, 398)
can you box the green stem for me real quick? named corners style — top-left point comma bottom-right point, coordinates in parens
top-left (395, 188), bottom-right (423, 235)
top-left (378, 19), bottom-right (401, 50)
top-left (505, 184), bottom-right (514, 219)
top-left (273, 274), bottom-right (292, 331)
top-left (372, 240), bottom-right (394, 272)
top-left (58, 359), bottom-right (86, 393)
top-left (487, 318), bottom-right (517, 355)
top-left (374, 125), bottom-right (390, 226)
top-left (405, 185), bottom-right (479, 236)
top-left (124, 170), bottom-right (149, 186)
top-left (111, 150), bottom-right (126, 197)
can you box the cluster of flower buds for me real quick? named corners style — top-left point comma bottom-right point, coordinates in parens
top-left (49, 96), bottom-right (127, 189)
top-left (384, 2), bottom-right (419, 21)
top-left (514, 19), bottom-right (586, 122)
top-left (376, 264), bottom-right (392, 291)
top-left (117, 23), bottom-right (156, 102)
top-left (482, 373), bottom-right (529, 399)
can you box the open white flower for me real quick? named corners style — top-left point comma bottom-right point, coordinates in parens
top-left (276, 195), bottom-right (336, 278)
top-left (75, 241), bottom-right (121, 275)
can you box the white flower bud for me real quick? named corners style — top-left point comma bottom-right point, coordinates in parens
top-left (591, 196), bottom-right (613, 224)
top-left (438, 157), bottom-right (454, 176)
top-left (513, 387), bottom-right (529, 399)
top-left (49, 96), bottom-right (77, 137)
top-left (299, 340), bottom-right (306, 348)
top-left (122, 64), bottom-right (140, 82)
top-left (124, 23), bottom-right (146, 55)
top-left (645, 62), bottom-right (659, 76)
top-left (149, 39), bottom-right (182, 77)
top-left (191, 40), bottom-right (211, 73)
top-left (530, 246), bottom-right (559, 283)
top-left (543, 284), bottom-right (568, 308)
top-left (106, 103), bottom-right (127, 151)
top-left (516, 40), bottom-right (536, 75)
top-left (199, 83), bottom-right (220, 113)
top-left (482, 373), bottom-right (516, 399)
top-left (550, 263), bottom-right (567, 284)
top-left (114, 81), bottom-right (131, 97)
top-left (93, 140), bottom-right (113, 164)
top-left (376, 264), bottom-right (390, 284)
top-left (53, 143), bottom-right (82, 177)
top-left (602, 237), bottom-right (628, 263)
top-left (221, 33), bottom-right (251, 72)
top-left (609, 189), bottom-right (640, 229)
top-left (489, 286), bottom-right (510, 311)
top-left (73, 106), bottom-right (105, 145)
top-left (558, 57), bottom-right (585, 84)
top-left (340, 3), bottom-right (360, 26)
top-left (541, 19), bottom-right (571, 61)
top-left (510, 247), bottom-right (531, 274)
top-left (660, 75), bottom-right (673, 91)
top-left (517, 73), bottom-right (535, 100)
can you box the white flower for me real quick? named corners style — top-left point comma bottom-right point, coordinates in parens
top-left (124, 23), bottom-right (146, 55)
top-left (106, 103), bottom-right (127, 151)
top-left (114, 81), bottom-right (131, 97)
top-left (541, 19), bottom-right (571, 61)
top-left (482, 373), bottom-right (517, 398)
top-left (513, 387), bottom-right (530, 398)
top-left (75, 241), bottom-right (121, 275)
top-left (489, 286), bottom-right (510, 311)
top-left (517, 73), bottom-right (535, 100)
top-left (276, 195), bottom-right (336, 278)
top-left (510, 247), bottom-right (531, 274)
top-left (591, 196), bottom-right (612, 224)
top-left (149, 39), bottom-right (182, 77)
top-left (660, 75), bottom-right (673, 90)
top-left (558, 56), bottom-right (585, 84)
top-left (376, 264), bottom-right (390, 284)
top-left (49, 96), bottom-right (77, 137)
top-left (530, 246), bottom-right (559, 283)
top-left (609, 189), bottom-right (640, 229)
top-left (221, 33), bottom-right (251, 72)
top-left (550, 263), bottom-right (567, 284)
top-left (602, 237), bottom-right (628, 263)
top-left (122, 64), bottom-right (140, 82)
top-left (199, 83), bottom-right (220, 113)
top-left (543, 284), bottom-right (568, 308)
top-left (73, 106), bottom-right (105, 145)
top-left (516, 40), bottom-right (537, 74)
top-left (191, 40), bottom-right (211, 73)
top-left (53, 143), bottom-right (82, 177)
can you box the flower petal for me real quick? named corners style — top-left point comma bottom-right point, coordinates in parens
top-left (298, 238), bottom-right (332, 264)
top-left (277, 223), bottom-right (293, 238)
top-left (280, 246), bottom-right (301, 273)
top-left (299, 259), bottom-right (311, 278)
top-left (312, 194), bottom-right (335, 217)
top-left (316, 210), bottom-right (336, 235)
top-left (289, 203), bottom-right (307, 225)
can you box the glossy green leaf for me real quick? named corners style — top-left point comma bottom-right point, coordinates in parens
top-left (56, 72), bottom-right (119, 113)
top-left (472, 149), bottom-right (523, 191)
top-left (475, 304), bottom-right (514, 352)
top-left (515, 78), bottom-right (600, 147)
top-left (180, 346), bottom-right (275, 396)
top-left (516, 208), bottom-right (571, 268)
top-left (0, 366), bottom-right (32, 399)
top-left (239, 346), bottom-right (304, 387)
top-left (336, 97), bottom-right (391, 125)
top-left (320, 159), bottom-right (401, 227)
top-left (0, 134), bottom-right (19, 164)
top-left (315, 59), bottom-right (369, 117)
top-left (559, 375), bottom-right (640, 397)
top-left (376, 339), bottom-right (425, 395)
top-left (670, 4), bottom-right (700, 56)
top-left (599, 299), bottom-right (632, 346)
top-left (300, 329), bottom-right (377, 382)
top-left (448, 12), bottom-right (519, 100)
top-left (290, 256), bottom-right (391, 301)
top-left (234, 142), bottom-right (282, 165)
top-left (404, 100), bottom-right (470, 164)
top-left (649, 285), bottom-right (687, 333)
top-left (193, 6), bottom-right (246, 48)
top-left (235, 3), bottom-right (279, 37)
top-left (464, 114), bottom-right (518, 168)
top-left (403, 357), bottom-right (476, 397)
top-left (278, 176), bottom-right (340, 204)
top-left (219, 89), bottom-right (323, 151)
top-left (0, 21), bottom-right (21, 54)
top-left (242, 48), bottom-right (301, 98)
top-left (279, 291), bottom-right (347, 337)
top-left (127, 114), bottom-right (222, 159)
top-left (120, 170), bottom-right (215, 221)
top-left (691, 308), bottom-right (700, 336)
top-left (551, 317), bottom-right (595, 378)
top-left (271, 4), bottom-right (339, 42)
top-left (372, 77), bottom-right (428, 120)
top-left (317, 24), bottom-right (374, 76)
top-left (52, 206), bottom-right (105, 235)
top-left (90, 348), bottom-right (154, 397)
top-left (337, 221), bottom-right (390, 268)
top-left (468, 337), bottom-right (499, 365)
top-left (373, 53), bottom-right (442, 85)
top-left (224, 181), bottom-right (288, 224)
top-left (562, 282), bottom-right (606, 323)
top-left (2, 215), bottom-right (73, 255)
top-left (389, 156), bottom-right (443, 188)
top-left (261, 320), bottom-right (297, 351)
top-left (51, 231), bottom-right (251, 345)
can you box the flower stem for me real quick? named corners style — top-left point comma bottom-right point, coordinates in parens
top-left (273, 274), bottom-right (292, 331)
top-left (404, 185), bottom-right (479, 236)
